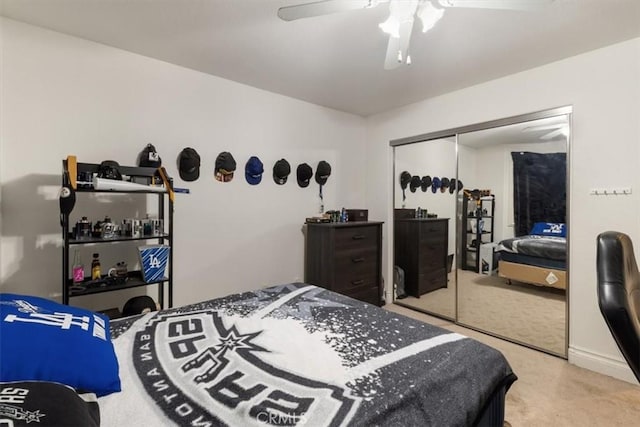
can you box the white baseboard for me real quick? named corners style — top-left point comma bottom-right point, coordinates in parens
top-left (569, 345), bottom-right (638, 385)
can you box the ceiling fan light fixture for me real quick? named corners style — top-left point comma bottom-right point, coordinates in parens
top-left (379, 15), bottom-right (401, 38)
top-left (380, 0), bottom-right (419, 38)
top-left (418, 1), bottom-right (444, 32)
top-left (522, 122), bottom-right (570, 140)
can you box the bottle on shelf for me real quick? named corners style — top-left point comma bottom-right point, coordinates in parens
top-left (91, 253), bottom-right (101, 280)
top-left (75, 216), bottom-right (91, 240)
top-left (72, 250), bottom-right (84, 283)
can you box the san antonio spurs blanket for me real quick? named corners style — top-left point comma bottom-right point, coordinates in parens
top-left (100, 284), bottom-right (516, 426)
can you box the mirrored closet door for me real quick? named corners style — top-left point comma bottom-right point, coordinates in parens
top-left (456, 114), bottom-right (569, 357)
top-left (391, 107), bottom-right (570, 358)
top-left (393, 136), bottom-right (458, 320)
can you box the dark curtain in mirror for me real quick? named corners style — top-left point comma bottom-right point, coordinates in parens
top-left (512, 151), bottom-right (566, 236)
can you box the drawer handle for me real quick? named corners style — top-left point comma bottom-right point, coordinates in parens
top-left (352, 234), bottom-right (366, 240)
top-left (352, 257), bottom-right (365, 263)
top-left (351, 279), bottom-right (364, 286)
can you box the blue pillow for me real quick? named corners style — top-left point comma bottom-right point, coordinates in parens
top-left (0, 293), bottom-right (121, 397)
top-left (530, 222), bottom-right (566, 237)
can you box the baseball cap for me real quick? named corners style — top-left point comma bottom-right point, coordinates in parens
top-left (296, 163), bottom-right (313, 188)
top-left (245, 156), bottom-right (264, 185)
top-left (138, 144), bottom-right (162, 168)
top-left (273, 159), bottom-right (291, 185)
top-left (178, 147), bottom-right (200, 182)
top-left (409, 175), bottom-right (421, 193)
top-left (431, 177), bottom-right (441, 193)
top-left (400, 171), bottom-right (412, 189)
top-left (59, 183), bottom-right (76, 216)
top-left (97, 160), bottom-right (122, 180)
top-left (315, 161), bottom-right (332, 186)
top-left (440, 177), bottom-right (450, 193)
top-left (122, 296), bottom-right (157, 317)
top-left (421, 176), bottom-right (432, 192)
top-left (215, 151), bottom-right (236, 182)
top-left (449, 178), bottom-right (457, 194)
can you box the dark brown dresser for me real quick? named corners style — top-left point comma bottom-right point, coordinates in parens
top-left (394, 218), bottom-right (449, 298)
top-left (304, 221), bottom-right (384, 306)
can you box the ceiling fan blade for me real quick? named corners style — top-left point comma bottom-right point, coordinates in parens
top-left (523, 123), bottom-right (565, 132)
top-left (278, 0), bottom-right (386, 21)
top-left (384, 36), bottom-right (401, 70)
top-left (540, 128), bottom-right (566, 140)
top-left (384, 19), bottom-right (414, 70)
top-left (437, 0), bottom-right (554, 11)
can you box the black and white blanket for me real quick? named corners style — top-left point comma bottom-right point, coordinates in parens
top-left (496, 235), bottom-right (567, 261)
top-left (100, 283), bottom-right (515, 426)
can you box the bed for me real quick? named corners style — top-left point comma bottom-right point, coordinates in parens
top-left (1, 284), bottom-right (516, 426)
top-left (496, 222), bottom-right (567, 290)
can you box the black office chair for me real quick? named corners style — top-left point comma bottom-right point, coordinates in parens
top-left (596, 231), bottom-right (640, 382)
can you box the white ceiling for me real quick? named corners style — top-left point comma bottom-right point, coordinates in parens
top-left (1, 0), bottom-right (639, 117)
top-left (459, 115), bottom-right (569, 148)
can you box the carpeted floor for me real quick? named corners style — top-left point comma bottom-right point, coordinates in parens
top-left (385, 304), bottom-right (640, 426)
top-left (397, 269), bottom-right (566, 356)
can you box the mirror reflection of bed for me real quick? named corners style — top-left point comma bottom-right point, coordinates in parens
top-left (392, 108), bottom-right (570, 358)
top-left (457, 113), bottom-right (569, 357)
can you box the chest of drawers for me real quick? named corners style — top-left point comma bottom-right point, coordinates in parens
top-left (304, 222), bottom-right (384, 306)
top-left (394, 218), bottom-right (449, 297)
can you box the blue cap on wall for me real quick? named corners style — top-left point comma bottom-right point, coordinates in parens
top-left (245, 156), bottom-right (264, 185)
top-left (431, 177), bottom-right (441, 193)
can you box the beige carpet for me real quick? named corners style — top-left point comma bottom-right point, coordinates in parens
top-left (397, 272), bottom-right (457, 318)
top-left (397, 269), bottom-right (566, 356)
top-left (385, 304), bottom-right (640, 427)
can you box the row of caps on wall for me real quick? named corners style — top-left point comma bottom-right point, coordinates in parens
top-left (139, 144), bottom-right (333, 187)
top-left (399, 171), bottom-right (463, 198)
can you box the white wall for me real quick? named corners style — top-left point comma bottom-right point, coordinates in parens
top-left (0, 18), bottom-right (367, 310)
top-left (366, 37), bottom-right (640, 383)
top-left (393, 138), bottom-right (457, 257)
top-left (393, 138), bottom-right (457, 213)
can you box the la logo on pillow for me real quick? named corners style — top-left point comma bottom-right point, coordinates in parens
top-left (544, 223), bottom-right (564, 234)
top-left (0, 293), bottom-right (121, 397)
top-left (530, 222), bottom-right (566, 237)
top-left (4, 298), bottom-right (108, 340)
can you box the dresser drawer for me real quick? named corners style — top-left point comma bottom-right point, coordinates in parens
top-left (419, 244), bottom-right (446, 270)
top-left (420, 222), bottom-right (447, 243)
top-left (334, 247), bottom-right (378, 273)
top-left (334, 226), bottom-right (379, 252)
top-left (419, 268), bottom-right (447, 294)
top-left (334, 249), bottom-right (378, 292)
top-left (334, 275), bottom-right (378, 295)
top-left (342, 286), bottom-right (381, 306)
top-left (305, 222), bottom-right (383, 306)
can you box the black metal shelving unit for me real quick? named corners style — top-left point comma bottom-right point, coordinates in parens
top-left (61, 160), bottom-right (174, 309)
top-left (460, 193), bottom-right (495, 272)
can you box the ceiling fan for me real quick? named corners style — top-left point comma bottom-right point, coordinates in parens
top-left (278, 0), bottom-right (553, 70)
top-left (522, 122), bottom-right (569, 140)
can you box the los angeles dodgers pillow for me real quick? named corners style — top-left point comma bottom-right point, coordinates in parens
top-left (530, 222), bottom-right (567, 237)
top-left (0, 293), bottom-right (121, 397)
